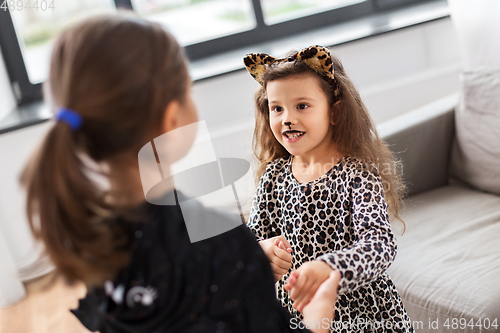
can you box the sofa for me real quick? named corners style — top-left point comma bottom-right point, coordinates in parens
top-left (380, 69), bottom-right (500, 332)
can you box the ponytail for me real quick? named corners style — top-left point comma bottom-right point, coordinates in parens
top-left (22, 122), bottom-right (129, 286)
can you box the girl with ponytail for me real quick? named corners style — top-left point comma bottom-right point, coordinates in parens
top-left (21, 13), bottom-right (340, 333)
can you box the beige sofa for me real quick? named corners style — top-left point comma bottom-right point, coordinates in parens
top-left (380, 72), bottom-right (500, 333)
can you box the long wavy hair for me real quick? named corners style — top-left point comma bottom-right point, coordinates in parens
top-left (252, 52), bottom-right (406, 225)
top-left (21, 14), bottom-right (190, 286)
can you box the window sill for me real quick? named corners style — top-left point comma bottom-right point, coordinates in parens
top-left (0, 0), bottom-right (449, 135)
top-left (0, 102), bottom-right (51, 135)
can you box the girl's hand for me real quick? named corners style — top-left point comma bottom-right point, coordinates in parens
top-left (301, 271), bottom-right (341, 333)
top-left (284, 260), bottom-right (337, 312)
top-left (258, 236), bottom-right (293, 282)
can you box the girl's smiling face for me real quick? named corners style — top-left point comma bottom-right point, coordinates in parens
top-left (266, 73), bottom-right (336, 162)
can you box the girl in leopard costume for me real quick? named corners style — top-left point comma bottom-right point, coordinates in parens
top-left (243, 45), bottom-right (414, 333)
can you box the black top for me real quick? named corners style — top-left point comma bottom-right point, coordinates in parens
top-left (71, 191), bottom-right (311, 333)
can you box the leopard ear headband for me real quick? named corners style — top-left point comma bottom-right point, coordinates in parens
top-left (243, 45), bottom-right (340, 100)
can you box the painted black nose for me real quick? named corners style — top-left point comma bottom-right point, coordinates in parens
top-left (284, 122), bottom-right (291, 126)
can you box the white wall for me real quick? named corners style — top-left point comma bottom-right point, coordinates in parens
top-left (0, 17), bottom-right (462, 278)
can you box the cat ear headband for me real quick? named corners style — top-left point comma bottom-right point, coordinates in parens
top-left (243, 45), bottom-right (340, 100)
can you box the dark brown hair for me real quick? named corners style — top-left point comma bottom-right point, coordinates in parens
top-left (253, 53), bottom-right (406, 225)
top-left (21, 13), bottom-right (190, 286)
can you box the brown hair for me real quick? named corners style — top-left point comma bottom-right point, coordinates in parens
top-left (21, 13), bottom-right (190, 286)
top-left (253, 53), bottom-right (406, 226)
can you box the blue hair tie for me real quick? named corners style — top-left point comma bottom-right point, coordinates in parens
top-left (56, 107), bottom-right (82, 131)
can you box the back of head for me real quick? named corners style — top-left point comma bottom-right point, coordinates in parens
top-left (49, 13), bottom-right (189, 158)
top-left (21, 13), bottom-right (190, 286)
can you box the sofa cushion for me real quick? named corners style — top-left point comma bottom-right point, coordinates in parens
top-left (388, 184), bottom-right (500, 332)
top-left (449, 68), bottom-right (500, 195)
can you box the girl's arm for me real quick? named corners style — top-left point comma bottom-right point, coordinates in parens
top-left (317, 168), bottom-right (397, 295)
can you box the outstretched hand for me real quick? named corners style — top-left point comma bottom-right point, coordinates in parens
top-left (258, 236), bottom-right (293, 282)
top-left (302, 270), bottom-right (341, 333)
top-left (285, 260), bottom-right (338, 312)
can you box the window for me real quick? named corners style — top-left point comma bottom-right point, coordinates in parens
top-left (131, 0), bottom-right (256, 46)
top-left (11, 0), bottom-right (116, 84)
top-left (0, 0), bottom-right (437, 105)
top-left (261, 0), bottom-right (367, 25)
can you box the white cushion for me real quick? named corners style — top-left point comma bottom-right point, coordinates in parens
top-left (449, 68), bottom-right (500, 195)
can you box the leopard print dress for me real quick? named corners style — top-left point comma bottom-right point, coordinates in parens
top-left (247, 155), bottom-right (413, 333)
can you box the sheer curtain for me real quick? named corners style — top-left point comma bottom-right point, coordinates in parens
top-left (0, 230), bottom-right (26, 307)
top-left (0, 122), bottom-right (54, 308)
top-left (0, 186), bottom-right (53, 308)
top-left (448, 0), bottom-right (500, 68)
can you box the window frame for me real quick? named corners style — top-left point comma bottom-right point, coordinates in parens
top-left (0, 9), bottom-right (42, 104)
top-left (0, 0), bottom-right (438, 106)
